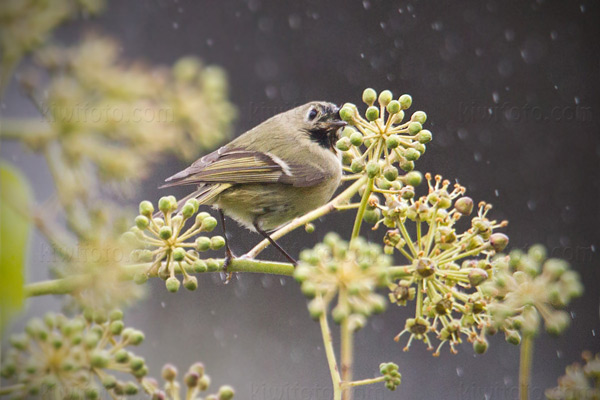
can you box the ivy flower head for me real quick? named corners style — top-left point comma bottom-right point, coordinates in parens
top-left (294, 233), bottom-right (390, 330)
top-left (124, 196), bottom-right (225, 293)
top-left (380, 174), bottom-right (508, 355)
top-left (483, 244), bottom-right (583, 341)
top-left (0, 311), bottom-right (148, 399)
top-left (336, 88), bottom-right (431, 188)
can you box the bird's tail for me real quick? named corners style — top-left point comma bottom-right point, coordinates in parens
top-left (153, 184), bottom-right (231, 218)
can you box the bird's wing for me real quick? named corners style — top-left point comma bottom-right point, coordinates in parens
top-left (160, 147), bottom-right (327, 188)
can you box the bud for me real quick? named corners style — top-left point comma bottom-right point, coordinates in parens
top-left (201, 216), bottom-right (218, 232)
top-left (349, 131), bottom-right (363, 146)
top-left (408, 121), bottom-right (422, 134)
top-left (473, 338), bottom-right (488, 354)
top-left (336, 137), bottom-right (351, 151)
top-left (399, 94), bottom-right (412, 109)
top-left (218, 385), bottom-right (235, 400)
top-left (411, 111), bottom-right (427, 124)
top-left (454, 197), bottom-right (474, 215)
top-left (158, 196), bottom-right (175, 213)
top-left (159, 226), bottom-right (173, 240)
top-left (135, 215), bottom-right (149, 230)
top-left (386, 100), bottom-right (401, 114)
top-left (339, 106), bottom-right (354, 122)
top-left (378, 90), bottom-right (393, 106)
top-left (404, 148), bottom-right (420, 161)
top-left (489, 233), bottom-right (509, 252)
top-left (383, 165), bottom-right (398, 181)
top-left (173, 247), bottom-right (186, 262)
top-left (184, 276), bottom-right (198, 291)
top-left (362, 88), bottom-right (377, 105)
top-left (468, 268), bottom-right (488, 286)
top-left (196, 236), bottom-right (211, 251)
top-left (417, 129), bottom-right (432, 143)
top-left (211, 236), bottom-right (226, 250)
top-left (166, 277), bottom-right (181, 293)
top-left (305, 223), bottom-right (315, 233)
top-left (182, 203), bottom-right (195, 219)
top-left (162, 364), bottom-right (178, 381)
top-left (139, 201), bottom-right (154, 217)
top-left (366, 161), bottom-right (380, 178)
top-left (386, 134), bottom-right (400, 149)
top-left (366, 106), bottom-right (379, 121)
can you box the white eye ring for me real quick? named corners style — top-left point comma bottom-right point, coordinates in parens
top-left (307, 107), bottom-right (319, 121)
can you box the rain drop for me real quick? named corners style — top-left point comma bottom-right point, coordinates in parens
top-left (279, 277), bottom-right (287, 286)
top-left (580, 4), bottom-right (586, 12)
top-left (557, 350), bottom-right (562, 358)
top-left (431, 21), bottom-right (443, 31)
top-left (495, 189), bottom-right (500, 197)
top-left (288, 14), bottom-right (301, 30)
top-left (160, 301), bottom-right (166, 308)
top-left (592, 330), bottom-right (596, 336)
top-left (474, 152), bottom-right (482, 162)
top-left (570, 311), bottom-right (576, 319)
top-left (456, 367), bottom-right (464, 377)
top-left (527, 200), bottom-right (537, 210)
top-left (504, 29), bottom-right (516, 41)
top-left (574, 96), bottom-right (580, 105)
top-left (550, 31), bottom-right (558, 40)
top-left (457, 128), bottom-right (468, 140)
top-left (172, 22), bottom-right (179, 29)
top-left (363, 0), bottom-right (371, 10)
top-left (206, 38), bottom-right (214, 47)
top-left (492, 91), bottom-right (500, 104)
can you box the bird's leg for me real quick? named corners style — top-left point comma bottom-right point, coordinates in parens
top-left (219, 209), bottom-right (236, 282)
top-left (253, 222), bottom-right (297, 266)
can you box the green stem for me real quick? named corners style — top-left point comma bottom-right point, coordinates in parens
top-left (318, 295), bottom-right (342, 400)
top-left (350, 177), bottom-right (374, 243)
top-left (246, 176), bottom-right (367, 259)
top-left (340, 289), bottom-right (354, 400)
top-left (341, 376), bottom-right (386, 388)
top-left (0, 384), bottom-right (25, 395)
top-left (519, 333), bottom-right (534, 400)
top-left (23, 258), bottom-right (294, 297)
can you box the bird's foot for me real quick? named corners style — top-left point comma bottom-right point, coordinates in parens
top-left (221, 250), bottom-right (237, 284)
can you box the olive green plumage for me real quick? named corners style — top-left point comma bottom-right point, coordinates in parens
top-left (161, 101), bottom-right (345, 231)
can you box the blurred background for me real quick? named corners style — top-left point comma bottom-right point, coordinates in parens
top-left (2, 0), bottom-right (599, 398)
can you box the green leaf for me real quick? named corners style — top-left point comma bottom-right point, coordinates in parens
top-left (0, 161), bottom-right (32, 332)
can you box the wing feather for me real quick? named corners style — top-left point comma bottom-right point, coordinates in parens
top-left (160, 147), bottom-right (328, 188)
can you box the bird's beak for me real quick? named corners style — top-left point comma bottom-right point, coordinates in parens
top-left (328, 107), bottom-right (347, 128)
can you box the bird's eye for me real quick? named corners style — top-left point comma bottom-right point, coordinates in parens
top-left (307, 108), bottom-right (318, 121)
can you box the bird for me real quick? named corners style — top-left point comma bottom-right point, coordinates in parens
top-left (159, 101), bottom-right (346, 271)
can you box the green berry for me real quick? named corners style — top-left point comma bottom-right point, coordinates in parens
top-left (110, 320), bottom-right (124, 335)
top-left (114, 349), bottom-right (129, 363)
top-left (417, 129), bottom-right (432, 143)
top-left (211, 236), bottom-right (226, 250)
top-left (399, 160), bottom-right (415, 172)
top-left (173, 247), bottom-right (186, 262)
top-left (184, 276), bottom-right (198, 291)
top-left (366, 161), bottom-right (380, 178)
top-left (378, 90), bottom-right (393, 106)
top-left (365, 106), bottom-right (379, 121)
top-left (193, 260), bottom-right (208, 273)
top-left (159, 226), bottom-right (173, 240)
top-left (454, 197), bottom-right (474, 215)
top-left (404, 148), bottom-right (421, 161)
top-left (130, 356), bottom-right (145, 371)
top-left (399, 94), bottom-right (412, 109)
top-left (336, 137), bottom-right (351, 151)
top-left (166, 277), bottom-right (180, 293)
top-left (158, 196), bottom-right (174, 213)
top-left (301, 282), bottom-right (317, 298)
top-left (386, 134), bottom-right (400, 149)
top-left (349, 131), bottom-right (363, 146)
top-left (363, 209), bottom-right (380, 224)
top-left (408, 121), bottom-right (422, 134)
top-left (201, 216), bottom-right (218, 232)
top-left (362, 88), bottom-right (377, 105)
top-left (490, 233), bottom-right (509, 252)
top-left (341, 126), bottom-right (355, 137)
top-left (181, 203), bottom-right (195, 219)
top-left (351, 159), bottom-right (365, 173)
top-left (383, 166), bottom-right (398, 181)
top-left (196, 236), bottom-right (211, 251)
top-left (386, 100), bottom-right (401, 114)
top-left (305, 223), bottom-right (315, 233)
top-left (90, 350), bottom-right (111, 369)
top-left (404, 171), bottom-right (422, 186)
top-left (139, 201), bottom-right (154, 217)
top-left (339, 106), bottom-right (354, 122)
top-left (218, 385), bottom-right (235, 400)
top-left (411, 111), bottom-right (427, 124)
top-left (135, 215), bottom-right (149, 230)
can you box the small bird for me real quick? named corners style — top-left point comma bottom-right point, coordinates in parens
top-left (160, 101), bottom-right (346, 270)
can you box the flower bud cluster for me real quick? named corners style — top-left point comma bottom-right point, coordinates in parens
top-left (0, 311), bottom-right (148, 399)
top-left (142, 362), bottom-right (235, 400)
top-left (483, 245), bottom-right (583, 341)
top-left (379, 362), bottom-right (402, 391)
top-left (337, 88), bottom-right (431, 192)
top-left (545, 351), bottom-right (600, 400)
top-left (124, 197), bottom-right (225, 292)
top-left (384, 174), bottom-right (509, 355)
top-left (294, 233), bottom-right (390, 330)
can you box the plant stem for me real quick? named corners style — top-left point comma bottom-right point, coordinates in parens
top-left (339, 287), bottom-right (354, 400)
top-left (350, 177), bottom-right (374, 242)
top-left (318, 295), bottom-right (342, 400)
top-left (23, 258), bottom-right (294, 297)
top-left (246, 176), bottom-right (367, 259)
top-left (341, 376), bottom-right (386, 388)
top-left (519, 333), bottom-right (534, 400)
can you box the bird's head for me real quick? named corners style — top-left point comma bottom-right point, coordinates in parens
top-left (295, 101), bottom-right (346, 152)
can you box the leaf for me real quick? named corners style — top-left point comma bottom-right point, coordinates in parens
top-left (0, 161), bottom-right (32, 332)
